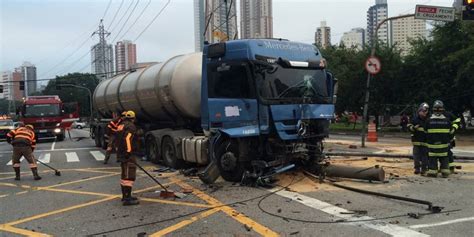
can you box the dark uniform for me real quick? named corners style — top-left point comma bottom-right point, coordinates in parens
top-left (444, 112), bottom-right (461, 173)
top-left (116, 112), bottom-right (140, 206)
top-left (7, 125), bottom-right (41, 180)
top-left (425, 107), bottom-right (452, 178)
top-left (104, 116), bottom-right (123, 164)
top-left (408, 107), bottom-right (429, 175)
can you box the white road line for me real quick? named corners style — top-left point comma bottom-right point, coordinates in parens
top-left (410, 216), bottom-right (474, 229)
top-left (51, 141), bottom-right (56, 151)
top-left (38, 153), bottom-right (51, 163)
top-left (65, 152), bottom-right (80, 162)
top-left (273, 189), bottom-right (428, 237)
top-left (0, 147), bottom-right (99, 154)
top-left (7, 157), bottom-right (25, 166)
top-left (90, 151), bottom-right (105, 161)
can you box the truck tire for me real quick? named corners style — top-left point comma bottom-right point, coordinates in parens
top-left (161, 136), bottom-right (184, 169)
top-left (56, 133), bottom-right (65, 141)
top-left (215, 138), bottom-right (245, 182)
top-left (100, 130), bottom-right (108, 150)
top-left (146, 136), bottom-right (160, 164)
top-left (94, 127), bottom-right (102, 147)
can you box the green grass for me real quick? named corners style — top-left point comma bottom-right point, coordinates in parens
top-left (330, 122), bottom-right (363, 131)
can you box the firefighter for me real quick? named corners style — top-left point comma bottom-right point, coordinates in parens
top-left (408, 102), bottom-right (429, 175)
top-left (445, 111), bottom-right (461, 173)
top-left (103, 111), bottom-right (125, 164)
top-left (7, 124), bottom-right (41, 181)
top-left (116, 110), bottom-right (140, 206)
top-left (425, 100), bottom-right (452, 178)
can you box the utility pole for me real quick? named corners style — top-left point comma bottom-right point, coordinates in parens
top-left (92, 19), bottom-right (111, 81)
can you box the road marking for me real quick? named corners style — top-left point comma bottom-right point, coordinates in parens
top-left (150, 208), bottom-right (221, 237)
top-left (90, 151), bottom-right (105, 161)
top-left (4, 196), bottom-right (117, 226)
top-left (273, 189), bottom-right (428, 237)
top-left (38, 173), bottom-right (118, 189)
top-left (6, 157), bottom-right (24, 166)
top-left (38, 153), bottom-right (51, 163)
top-left (172, 177), bottom-right (279, 237)
top-left (410, 216), bottom-right (474, 229)
top-left (0, 224), bottom-right (51, 237)
top-left (51, 141), bottom-right (56, 150)
top-left (0, 147), bottom-right (99, 154)
top-left (65, 152), bottom-right (79, 162)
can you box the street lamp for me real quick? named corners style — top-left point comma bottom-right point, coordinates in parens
top-left (58, 84), bottom-right (93, 124)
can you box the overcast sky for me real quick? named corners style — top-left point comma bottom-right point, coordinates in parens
top-left (1, 0), bottom-right (450, 82)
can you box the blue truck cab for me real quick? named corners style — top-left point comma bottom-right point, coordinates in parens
top-left (199, 39), bottom-right (336, 183)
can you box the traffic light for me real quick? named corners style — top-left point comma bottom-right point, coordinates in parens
top-left (19, 81), bottom-right (25, 91)
top-left (463, 0), bottom-right (474, 20)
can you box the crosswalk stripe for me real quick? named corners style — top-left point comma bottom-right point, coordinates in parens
top-left (90, 151), bottom-right (105, 161)
top-left (65, 152), bottom-right (80, 162)
top-left (38, 153), bottom-right (51, 163)
top-left (7, 157), bottom-right (24, 166)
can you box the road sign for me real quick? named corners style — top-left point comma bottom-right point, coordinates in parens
top-left (365, 56), bottom-right (381, 75)
top-left (415, 5), bottom-right (455, 22)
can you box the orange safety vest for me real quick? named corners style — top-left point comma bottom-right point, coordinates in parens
top-left (7, 127), bottom-right (36, 149)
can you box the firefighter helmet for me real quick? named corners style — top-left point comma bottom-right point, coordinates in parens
top-left (125, 110), bottom-right (136, 119)
top-left (418, 102), bottom-right (429, 112)
top-left (433, 100), bottom-right (444, 113)
top-left (25, 124), bottom-right (34, 129)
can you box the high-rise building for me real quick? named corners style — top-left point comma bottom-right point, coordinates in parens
top-left (91, 43), bottom-right (114, 79)
top-left (240, 0), bottom-right (273, 39)
top-left (193, 0), bottom-right (238, 52)
top-left (367, 0), bottom-right (389, 46)
top-left (1, 71), bottom-right (12, 100)
top-left (340, 28), bottom-right (365, 50)
top-left (21, 62), bottom-right (37, 96)
top-left (391, 16), bottom-right (427, 56)
top-left (315, 21), bottom-right (331, 49)
top-left (12, 68), bottom-right (24, 101)
top-left (115, 40), bottom-right (137, 72)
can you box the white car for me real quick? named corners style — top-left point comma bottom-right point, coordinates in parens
top-left (73, 121), bottom-right (87, 129)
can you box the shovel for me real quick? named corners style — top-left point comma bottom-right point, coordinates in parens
top-left (133, 161), bottom-right (176, 198)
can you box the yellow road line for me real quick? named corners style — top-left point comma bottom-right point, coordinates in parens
top-left (0, 224), bottom-right (51, 237)
top-left (170, 178), bottom-right (279, 237)
top-left (37, 173), bottom-right (118, 189)
top-left (0, 182), bottom-right (18, 187)
top-left (42, 187), bottom-right (116, 197)
top-left (4, 196), bottom-right (117, 226)
top-left (15, 191), bottom-right (29, 195)
top-left (149, 208), bottom-right (221, 237)
top-left (0, 194), bottom-right (8, 198)
top-left (139, 197), bottom-right (213, 208)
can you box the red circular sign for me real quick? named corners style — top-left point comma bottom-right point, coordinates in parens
top-left (365, 56), bottom-right (382, 75)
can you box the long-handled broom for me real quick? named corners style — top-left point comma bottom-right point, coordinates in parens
top-left (133, 161), bottom-right (176, 198)
top-left (35, 157), bottom-right (61, 176)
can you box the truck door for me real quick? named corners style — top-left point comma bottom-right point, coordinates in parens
top-left (207, 62), bottom-right (259, 137)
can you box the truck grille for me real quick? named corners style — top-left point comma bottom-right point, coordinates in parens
top-left (33, 122), bottom-right (58, 128)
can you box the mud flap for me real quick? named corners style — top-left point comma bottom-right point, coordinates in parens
top-left (198, 159), bottom-right (220, 184)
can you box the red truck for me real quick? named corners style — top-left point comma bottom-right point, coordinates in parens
top-left (18, 96), bottom-right (79, 141)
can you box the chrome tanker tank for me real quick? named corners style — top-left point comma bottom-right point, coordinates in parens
top-left (93, 53), bottom-right (202, 121)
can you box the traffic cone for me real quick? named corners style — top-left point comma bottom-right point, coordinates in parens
top-left (367, 121), bottom-right (378, 142)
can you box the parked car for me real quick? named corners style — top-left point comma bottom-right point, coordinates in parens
top-left (73, 121), bottom-right (87, 129)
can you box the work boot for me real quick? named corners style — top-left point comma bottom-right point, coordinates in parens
top-left (14, 167), bottom-right (21, 180)
top-left (449, 167), bottom-right (455, 174)
top-left (31, 168), bottom-right (42, 180)
top-left (121, 186), bottom-right (138, 202)
top-left (441, 173), bottom-right (449, 178)
top-left (122, 188), bottom-right (139, 206)
top-left (414, 169), bottom-right (420, 175)
top-left (420, 170), bottom-right (427, 176)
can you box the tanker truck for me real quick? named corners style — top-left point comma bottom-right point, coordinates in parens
top-left (92, 39), bottom-right (337, 183)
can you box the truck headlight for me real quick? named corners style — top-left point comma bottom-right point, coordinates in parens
top-left (54, 128), bottom-right (61, 133)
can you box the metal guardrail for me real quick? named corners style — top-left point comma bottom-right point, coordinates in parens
top-left (325, 152), bottom-right (474, 161)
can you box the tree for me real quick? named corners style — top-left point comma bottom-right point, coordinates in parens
top-left (42, 73), bottom-right (100, 117)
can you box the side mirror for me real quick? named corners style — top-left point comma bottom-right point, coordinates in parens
top-left (326, 71), bottom-right (338, 104)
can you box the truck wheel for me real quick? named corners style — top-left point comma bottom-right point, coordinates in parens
top-left (56, 134), bottom-right (65, 141)
top-left (146, 136), bottom-right (160, 164)
top-left (215, 139), bottom-right (245, 182)
top-left (161, 136), bottom-right (184, 169)
top-left (101, 132), bottom-right (108, 150)
top-left (94, 128), bottom-right (101, 147)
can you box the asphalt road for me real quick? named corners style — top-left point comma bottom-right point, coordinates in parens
top-left (1, 131), bottom-right (474, 236)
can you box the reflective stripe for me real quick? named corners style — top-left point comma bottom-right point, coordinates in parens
top-left (449, 162), bottom-right (457, 167)
top-left (427, 129), bottom-right (450, 133)
top-left (120, 179), bottom-right (134, 187)
top-left (412, 142), bottom-right (423, 146)
top-left (416, 127), bottom-right (425, 132)
top-left (13, 163), bottom-right (21, 168)
top-left (426, 143), bottom-right (449, 149)
top-left (452, 124), bottom-right (459, 129)
top-left (429, 152), bottom-right (448, 157)
top-left (126, 133), bottom-right (132, 152)
top-left (427, 169), bottom-right (437, 174)
top-left (453, 118), bottom-right (461, 123)
top-left (440, 169), bottom-right (450, 174)
top-left (29, 163), bottom-right (37, 168)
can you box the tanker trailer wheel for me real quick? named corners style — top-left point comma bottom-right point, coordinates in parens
top-left (146, 136), bottom-right (160, 164)
top-left (215, 139), bottom-right (245, 182)
top-left (94, 127), bottom-right (102, 147)
top-left (161, 136), bottom-right (184, 168)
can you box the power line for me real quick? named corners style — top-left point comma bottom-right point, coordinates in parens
top-left (117, 0), bottom-right (152, 40)
top-left (108, 0), bottom-right (136, 38)
top-left (107, 0), bottom-right (125, 31)
top-left (134, 0), bottom-right (171, 41)
top-left (102, 0), bottom-right (113, 20)
top-left (110, 0), bottom-right (141, 43)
